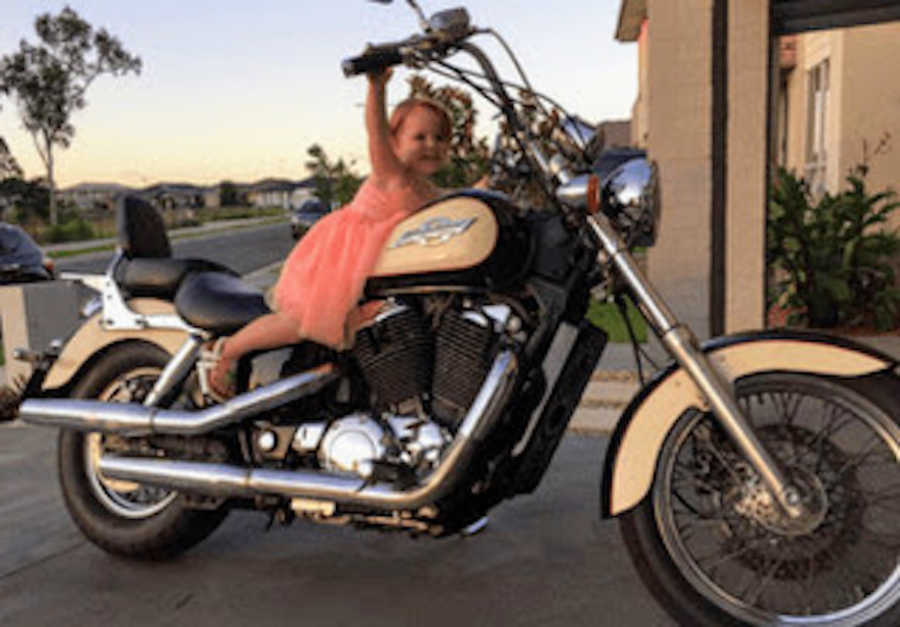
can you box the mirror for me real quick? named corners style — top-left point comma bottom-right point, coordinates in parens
top-left (428, 8), bottom-right (471, 38)
top-left (560, 116), bottom-right (597, 151)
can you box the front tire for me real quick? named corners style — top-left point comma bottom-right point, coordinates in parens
top-left (58, 343), bottom-right (228, 560)
top-left (620, 372), bottom-right (900, 626)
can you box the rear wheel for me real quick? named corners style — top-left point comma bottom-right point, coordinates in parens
top-left (58, 343), bottom-right (228, 559)
top-left (620, 372), bottom-right (900, 626)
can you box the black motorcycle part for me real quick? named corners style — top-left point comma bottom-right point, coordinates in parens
top-left (174, 271), bottom-right (270, 335)
top-left (117, 195), bottom-right (171, 258)
top-left (527, 212), bottom-right (578, 282)
top-left (511, 321), bottom-right (607, 495)
top-left (432, 309), bottom-right (495, 427)
top-left (342, 49), bottom-right (404, 77)
top-left (352, 306), bottom-right (432, 409)
top-left (364, 190), bottom-right (533, 296)
top-left (115, 257), bottom-right (238, 299)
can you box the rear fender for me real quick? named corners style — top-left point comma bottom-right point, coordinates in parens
top-left (43, 298), bottom-right (188, 390)
top-left (601, 330), bottom-right (897, 518)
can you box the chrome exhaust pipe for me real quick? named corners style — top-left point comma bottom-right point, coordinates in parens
top-left (19, 365), bottom-right (338, 436)
top-left (98, 351), bottom-right (518, 510)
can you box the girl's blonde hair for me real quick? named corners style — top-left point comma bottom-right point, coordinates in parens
top-left (388, 97), bottom-right (453, 139)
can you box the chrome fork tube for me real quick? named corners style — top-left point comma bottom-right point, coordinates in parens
top-left (587, 214), bottom-right (803, 518)
top-left (143, 334), bottom-right (204, 407)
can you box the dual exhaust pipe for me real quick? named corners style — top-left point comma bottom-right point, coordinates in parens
top-left (20, 351), bottom-right (518, 510)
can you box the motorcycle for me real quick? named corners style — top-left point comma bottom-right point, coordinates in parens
top-left (12, 3), bottom-right (900, 625)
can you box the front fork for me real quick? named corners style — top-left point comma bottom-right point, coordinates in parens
top-left (586, 213), bottom-right (804, 519)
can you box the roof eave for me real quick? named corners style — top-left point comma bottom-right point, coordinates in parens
top-left (615, 0), bottom-right (647, 42)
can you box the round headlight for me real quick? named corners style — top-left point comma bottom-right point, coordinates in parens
top-left (601, 158), bottom-right (660, 247)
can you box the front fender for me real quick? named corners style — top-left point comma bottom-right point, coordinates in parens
top-left (43, 298), bottom-right (189, 390)
top-left (601, 330), bottom-right (897, 518)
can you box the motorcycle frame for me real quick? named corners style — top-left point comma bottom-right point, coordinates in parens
top-left (50, 251), bottom-right (210, 402)
top-left (448, 37), bottom-right (807, 518)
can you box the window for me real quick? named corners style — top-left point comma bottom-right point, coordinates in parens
top-left (805, 59), bottom-right (829, 193)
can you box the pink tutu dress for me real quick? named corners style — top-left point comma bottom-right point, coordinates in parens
top-left (273, 180), bottom-right (432, 348)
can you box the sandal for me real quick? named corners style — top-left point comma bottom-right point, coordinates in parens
top-left (197, 338), bottom-right (236, 402)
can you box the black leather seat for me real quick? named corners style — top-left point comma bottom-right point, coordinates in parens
top-left (175, 271), bottom-right (270, 335)
top-left (114, 196), bottom-right (238, 299)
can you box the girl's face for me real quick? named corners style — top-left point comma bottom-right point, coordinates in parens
top-left (391, 105), bottom-right (450, 176)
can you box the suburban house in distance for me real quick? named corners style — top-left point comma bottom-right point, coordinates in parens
top-left (246, 178), bottom-right (317, 210)
top-left (58, 177), bottom-right (319, 213)
top-left (60, 182), bottom-right (133, 212)
top-left (615, 0), bottom-right (900, 338)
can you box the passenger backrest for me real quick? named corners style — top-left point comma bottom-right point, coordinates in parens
top-left (117, 196), bottom-right (171, 259)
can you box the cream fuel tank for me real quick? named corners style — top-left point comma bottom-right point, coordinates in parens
top-left (367, 191), bottom-right (534, 294)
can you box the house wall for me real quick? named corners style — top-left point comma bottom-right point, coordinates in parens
top-left (644, 0), bottom-right (714, 338)
top-left (724, 0), bottom-right (768, 332)
top-left (632, 20), bottom-right (649, 148)
top-left (839, 21), bottom-right (900, 231)
top-left (781, 22), bottom-right (900, 226)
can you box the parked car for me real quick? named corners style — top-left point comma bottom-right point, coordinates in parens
top-left (290, 198), bottom-right (329, 239)
top-left (0, 222), bottom-right (55, 284)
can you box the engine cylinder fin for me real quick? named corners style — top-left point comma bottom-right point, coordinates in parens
top-left (433, 309), bottom-right (494, 427)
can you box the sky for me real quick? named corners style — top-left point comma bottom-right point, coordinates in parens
top-left (0, 1), bottom-right (636, 189)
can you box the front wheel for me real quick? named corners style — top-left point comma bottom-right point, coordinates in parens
top-left (58, 343), bottom-right (228, 559)
top-left (620, 372), bottom-right (900, 626)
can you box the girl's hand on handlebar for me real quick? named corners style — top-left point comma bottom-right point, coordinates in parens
top-left (367, 67), bottom-right (393, 89)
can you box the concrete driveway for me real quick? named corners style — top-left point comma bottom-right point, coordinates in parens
top-left (0, 422), bottom-right (674, 627)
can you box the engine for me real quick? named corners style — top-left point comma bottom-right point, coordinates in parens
top-left (318, 298), bottom-right (508, 479)
top-left (249, 298), bottom-right (514, 482)
top-left (352, 301), bottom-right (498, 428)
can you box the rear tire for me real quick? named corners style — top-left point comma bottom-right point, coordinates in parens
top-left (58, 343), bottom-right (227, 560)
top-left (619, 372), bottom-right (900, 626)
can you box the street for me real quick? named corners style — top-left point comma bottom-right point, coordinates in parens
top-left (56, 221), bottom-right (296, 276)
top-left (0, 422), bottom-right (674, 627)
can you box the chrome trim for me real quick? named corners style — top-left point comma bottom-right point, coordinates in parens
top-left (587, 212), bottom-right (677, 334)
top-left (587, 211), bottom-right (800, 517)
top-left (662, 325), bottom-right (801, 517)
top-left (97, 350), bottom-right (518, 510)
top-left (20, 365), bottom-right (339, 436)
top-left (143, 335), bottom-right (204, 407)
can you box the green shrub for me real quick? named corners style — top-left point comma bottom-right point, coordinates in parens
top-left (767, 166), bottom-right (900, 330)
top-left (43, 216), bottom-right (97, 243)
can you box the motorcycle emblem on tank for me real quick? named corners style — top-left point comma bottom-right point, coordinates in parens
top-left (390, 216), bottom-right (478, 248)
top-left (373, 196), bottom-right (499, 277)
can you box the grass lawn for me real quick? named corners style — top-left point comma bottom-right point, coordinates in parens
top-left (587, 297), bottom-right (648, 343)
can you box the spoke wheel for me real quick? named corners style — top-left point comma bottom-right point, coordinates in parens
top-left (58, 343), bottom-right (228, 559)
top-left (82, 367), bottom-right (177, 519)
top-left (621, 373), bottom-right (900, 626)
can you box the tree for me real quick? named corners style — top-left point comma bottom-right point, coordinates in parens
top-left (0, 176), bottom-right (50, 223)
top-left (0, 137), bottom-right (23, 181)
top-left (304, 144), bottom-right (363, 208)
top-left (0, 6), bottom-right (141, 225)
top-left (219, 180), bottom-right (240, 206)
top-left (0, 99), bottom-right (23, 180)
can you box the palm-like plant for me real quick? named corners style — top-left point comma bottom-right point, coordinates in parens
top-left (767, 165), bottom-right (900, 330)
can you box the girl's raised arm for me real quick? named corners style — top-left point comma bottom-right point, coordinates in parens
top-left (366, 70), bottom-right (404, 186)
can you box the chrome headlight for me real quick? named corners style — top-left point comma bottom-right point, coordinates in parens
top-left (601, 158), bottom-right (660, 247)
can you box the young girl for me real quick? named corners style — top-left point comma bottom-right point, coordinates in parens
top-left (207, 69), bottom-right (452, 397)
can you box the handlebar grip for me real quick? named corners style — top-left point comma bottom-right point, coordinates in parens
top-left (341, 49), bottom-right (404, 77)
